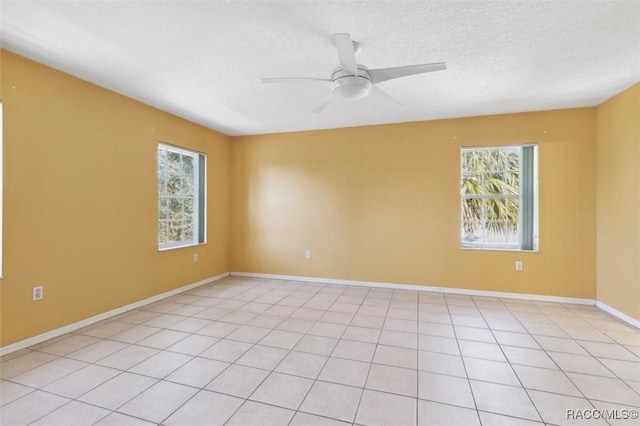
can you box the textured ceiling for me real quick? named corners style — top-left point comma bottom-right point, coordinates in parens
top-left (1, 1), bottom-right (639, 136)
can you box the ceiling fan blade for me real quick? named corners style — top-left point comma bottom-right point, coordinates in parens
top-left (368, 62), bottom-right (446, 84)
top-left (335, 33), bottom-right (358, 76)
top-left (312, 96), bottom-right (334, 114)
top-left (371, 85), bottom-right (402, 107)
top-left (262, 77), bottom-right (331, 84)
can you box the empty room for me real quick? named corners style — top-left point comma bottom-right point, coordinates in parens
top-left (1, 1), bottom-right (639, 425)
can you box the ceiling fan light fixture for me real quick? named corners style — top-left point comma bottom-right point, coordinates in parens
top-left (332, 75), bottom-right (372, 100)
top-left (261, 33), bottom-right (446, 111)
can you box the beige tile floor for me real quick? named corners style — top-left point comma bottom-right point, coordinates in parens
top-left (1, 276), bottom-right (639, 425)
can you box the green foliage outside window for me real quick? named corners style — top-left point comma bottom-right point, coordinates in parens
top-left (158, 145), bottom-right (198, 247)
top-left (461, 147), bottom-right (520, 244)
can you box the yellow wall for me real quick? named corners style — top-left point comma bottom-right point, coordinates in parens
top-left (7, 46), bottom-right (637, 347)
top-left (231, 109), bottom-right (597, 299)
top-left (596, 83), bottom-right (640, 321)
top-left (0, 50), bottom-right (4, 343)
top-left (1, 50), bottom-right (231, 346)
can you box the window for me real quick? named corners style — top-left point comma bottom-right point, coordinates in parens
top-left (157, 143), bottom-right (206, 250)
top-left (461, 145), bottom-right (538, 251)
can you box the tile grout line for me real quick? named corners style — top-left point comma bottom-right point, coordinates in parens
top-left (492, 296), bottom-right (639, 421)
top-left (470, 294), bottom-right (546, 424)
top-left (286, 285), bottom-right (373, 425)
top-left (218, 279), bottom-right (334, 426)
top-left (5, 278), bottom-right (271, 426)
top-left (526, 313), bottom-right (635, 418)
top-left (305, 287), bottom-right (381, 416)
top-left (3, 276), bottom-right (639, 425)
top-left (444, 294), bottom-right (483, 426)
top-left (216, 279), bottom-right (368, 425)
top-left (350, 286), bottom-right (393, 425)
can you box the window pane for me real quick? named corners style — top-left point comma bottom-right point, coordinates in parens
top-left (484, 198), bottom-right (519, 232)
top-left (505, 198), bottom-right (520, 232)
top-left (181, 175), bottom-right (193, 194)
top-left (167, 174), bottom-right (181, 194)
top-left (462, 198), bottom-right (520, 247)
top-left (182, 154), bottom-right (194, 175)
top-left (461, 150), bottom-right (480, 174)
top-left (461, 173), bottom-right (483, 195)
top-left (461, 145), bottom-right (534, 250)
top-left (158, 173), bottom-right (167, 194)
top-left (158, 144), bottom-right (206, 249)
top-left (462, 198), bottom-right (482, 238)
top-left (168, 220), bottom-right (183, 242)
top-left (168, 151), bottom-right (181, 167)
top-left (158, 146), bottom-right (167, 164)
top-left (461, 148), bottom-right (519, 197)
top-left (169, 198), bottom-right (183, 218)
top-left (184, 220), bottom-right (194, 240)
top-left (158, 220), bottom-right (169, 244)
top-left (184, 198), bottom-right (194, 220)
top-left (461, 195), bottom-right (490, 238)
top-left (159, 198), bottom-right (169, 220)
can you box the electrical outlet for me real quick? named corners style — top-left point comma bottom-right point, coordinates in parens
top-left (194, 253), bottom-right (199, 262)
top-left (33, 286), bottom-right (43, 301)
top-left (305, 250), bottom-right (312, 259)
top-left (515, 261), bottom-right (523, 271)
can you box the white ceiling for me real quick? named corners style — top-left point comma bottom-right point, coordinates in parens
top-left (1, 1), bottom-right (639, 136)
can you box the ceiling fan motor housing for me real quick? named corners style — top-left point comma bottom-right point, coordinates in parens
top-left (331, 67), bottom-right (372, 100)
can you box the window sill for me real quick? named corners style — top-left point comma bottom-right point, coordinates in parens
top-left (461, 246), bottom-right (538, 253)
top-left (158, 242), bottom-right (206, 252)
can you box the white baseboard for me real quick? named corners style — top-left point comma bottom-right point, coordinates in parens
top-left (5, 270), bottom-right (637, 357)
top-left (0, 272), bottom-right (230, 357)
top-left (596, 300), bottom-right (640, 330)
top-left (230, 271), bottom-right (595, 305)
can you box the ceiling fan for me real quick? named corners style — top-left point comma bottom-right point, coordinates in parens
top-left (262, 33), bottom-right (446, 112)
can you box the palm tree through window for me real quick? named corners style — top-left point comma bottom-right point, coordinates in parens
top-left (461, 145), bottom-right (537, 251)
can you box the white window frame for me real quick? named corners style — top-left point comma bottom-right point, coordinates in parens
top-left (157, 143), bottom-right (206, 251)
top-left (460, 144), bottom-right (538, 252)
